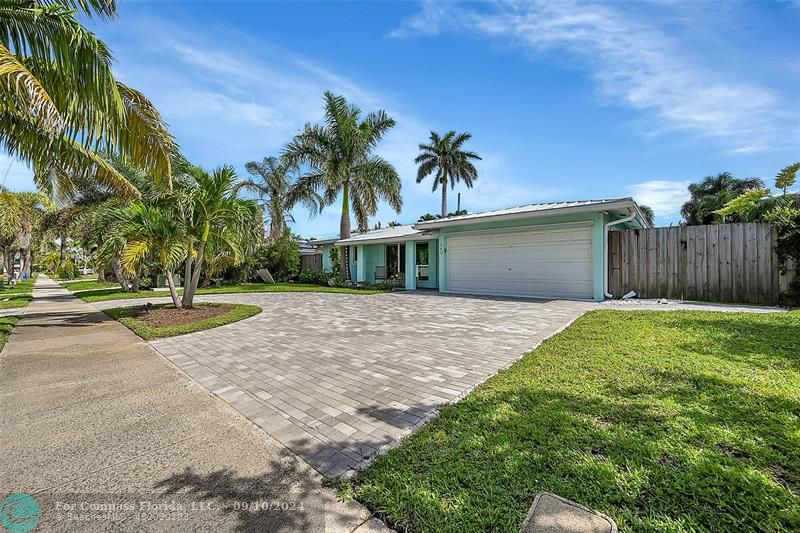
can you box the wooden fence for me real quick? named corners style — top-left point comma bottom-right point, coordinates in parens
top-left (300, 253), bottom-right (323, 272)
top-left (608, 223), bottom-right (781, 305)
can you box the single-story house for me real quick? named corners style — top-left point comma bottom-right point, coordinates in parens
top-left (315, 198), bottom-right (649, 301)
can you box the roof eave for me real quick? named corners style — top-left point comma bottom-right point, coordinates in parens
top-left (335, 231), bottom-right (439, 246)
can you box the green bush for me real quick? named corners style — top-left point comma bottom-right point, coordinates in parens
top-left (298, 270), bottom-right (329, 285)
top-left (329, 246), bottom-right (340, 274)
top-left (55, 259), bottom-right (80, 280)
top-left (263, 229), bottom-right (301, 282)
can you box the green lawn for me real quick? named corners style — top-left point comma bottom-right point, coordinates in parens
top-left (0, 274), bottom-right (37, 309)
top-left (104, 303), bottom-right (262, 340)
top-left (0, 274), bottom-right (37, 295)
top-left (59, 279), bottom-right (120, 292)
top-left (353, 310), bottom-right (800, 532)
top-left (76, 282), bottom-right (387, 302)
top-left (0, 316), bottom-right (18, 351)
top-left (0, 294), bottom-right (32, 309)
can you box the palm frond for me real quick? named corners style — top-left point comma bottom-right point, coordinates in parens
top-left (0, 43), bottom-right (61, 130)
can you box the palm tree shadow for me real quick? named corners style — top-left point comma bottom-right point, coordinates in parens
top-left (154, 447), bottom-right (356, 532)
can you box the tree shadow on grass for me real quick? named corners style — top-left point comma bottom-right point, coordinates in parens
top-left (650, 312), bottom-right (800, 371)
top-left (355, 362), bottom-right (800, 532)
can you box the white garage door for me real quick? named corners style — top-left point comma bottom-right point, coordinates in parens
top-left (446, 225), bottom-right (594, 299)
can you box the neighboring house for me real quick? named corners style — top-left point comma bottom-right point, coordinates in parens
top-left (296, 240), bottom-right (320, 256)
top-left (315, 198), bottom-right (649, 301)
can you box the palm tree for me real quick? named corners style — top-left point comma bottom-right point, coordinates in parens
top-left (681, 172), bottom-right (765, 225)
top-left (0, 190), bottom-right (50, 278)
top-left (284, 91), bottom-right (402, 279)
top-left (638, 204), bottom-right (655, 227)
top-left (0, 0), bottom-right (174, 195)
top-left (118, 203), bottom-right (187, 308)
top-left (239, 156), bottom-right (321, 241)
top-left (776, 162), bottom-right (799, 197)
top-left (179, 165), bottom-right (260, 308)
top-left (415, 131), bottom-right (481, 217)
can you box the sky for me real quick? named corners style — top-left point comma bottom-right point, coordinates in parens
top-left (3, 0), bottom-right (799, 235)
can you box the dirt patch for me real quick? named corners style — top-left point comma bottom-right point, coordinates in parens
top-left (132, 304), bottom-right (232, 328)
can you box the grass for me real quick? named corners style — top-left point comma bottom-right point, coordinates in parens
top-left (0, 273), bottom-right (37, 309)
top-left (0, 294), bottom-right (32, 309)
top-left (0, 274), bottom-right (37, 295)
top-left (76, 282), bottom-right (388, 303)
top-left (104, 303), bottom-right (262, 340)
top-left (353, 310), bottom-right (800, 532)
top-left (59, 279), bottom-right (119, 292)
top-left (0, 316), bottom-right (18, 351)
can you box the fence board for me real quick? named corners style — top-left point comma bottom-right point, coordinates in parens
top-left (719, 224), bottom-right (732, 302)
top-left (608, 222), bottom-right (779, 305)
top-left (300, 253), bottom-right (323, 272)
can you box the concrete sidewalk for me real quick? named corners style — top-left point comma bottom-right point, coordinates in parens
top-left (0, 275), bottom-right (386, 532)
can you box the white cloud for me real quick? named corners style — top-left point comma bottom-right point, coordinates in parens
top-left (0, 154), bottom-right (34, 192)
top-left (391, 0), bottom-right (799, 154)
top-left (627, 180), bottom-right (690, 217)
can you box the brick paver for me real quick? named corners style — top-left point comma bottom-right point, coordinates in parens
top-left (135, 292), bottom-right (593, 477)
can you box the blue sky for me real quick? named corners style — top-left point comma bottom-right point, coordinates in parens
top-left (4, 0), bottom-right (799, 235)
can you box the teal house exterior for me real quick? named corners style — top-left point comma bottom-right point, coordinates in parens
top-left (317, 198), bottom-right (649, 301)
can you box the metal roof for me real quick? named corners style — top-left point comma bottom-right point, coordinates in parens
top-left (335, 224), bottom-right (437, 246)
top-left (412, 197), bottom-right (648, 229)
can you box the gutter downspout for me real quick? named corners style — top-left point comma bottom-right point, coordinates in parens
top-left (603, 208), bottom-right (637, 299)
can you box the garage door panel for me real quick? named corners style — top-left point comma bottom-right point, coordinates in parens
top-left (447, 226), bottom-right (594, 299)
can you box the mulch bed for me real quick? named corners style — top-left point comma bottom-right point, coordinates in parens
top-left (132, 304), bottom-right (232, 328)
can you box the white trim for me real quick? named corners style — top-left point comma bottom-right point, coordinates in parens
top-left (336, 232), bottom-right (438, 246)
top-left (442, 220), bottom-right (594, 238)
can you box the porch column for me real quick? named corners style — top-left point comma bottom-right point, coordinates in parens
top-left (356, 245), bottom-right (365, 283)
top-left (405, 241), bottom-right (416, 290)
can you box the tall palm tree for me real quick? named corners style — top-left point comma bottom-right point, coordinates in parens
top-left (681, 172), bottom-right (765, 225)
top-left (415, 130), bottom-right (481, 217)
top-left (239, 156), bottom-right (321, 241)
top-left (0, 0), bottom-right (174, 195)
top-left (284, 91), bottom-right (402, 279)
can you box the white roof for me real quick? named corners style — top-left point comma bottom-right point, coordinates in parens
top-left (336, 224), bottom-right (437, 245)
top-left (413, 197), bottom-right (648, 229)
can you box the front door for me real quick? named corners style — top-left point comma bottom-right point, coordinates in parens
top-left (386, 243), bottom-right (406, 278)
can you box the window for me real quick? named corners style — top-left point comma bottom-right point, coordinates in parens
top-left (352, 246), bottom-right (357, 261)
top-left (416, 242), bottom-right (429, 281)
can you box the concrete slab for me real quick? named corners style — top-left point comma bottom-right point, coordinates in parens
top-left (0, 276), bottom-right (388, 532)
top-left (520, 492), bottom-right (617, 533)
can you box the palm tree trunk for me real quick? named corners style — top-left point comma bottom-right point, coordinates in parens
top-left (182, 241), bottom-right (206, 309)
top-left (59, 232), bottom-right (67, 268)
top-left (441, 174), bottom-right (448, 217)
top-left (109, 256), bottom-right (132, 292)
top-left (340, 182), bottom-right (351, 280)
top-left (182, 245), bottom-right (194, 295)
top-left (165, 270), bottom-right (182, 309)
top-left (270, 205), bottom-right (283, 241)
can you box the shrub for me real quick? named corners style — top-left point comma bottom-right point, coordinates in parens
top-left (263, 229), bottom-right (301, 282)
top-left (55, 259), bottom-right (80, 280)
top-left (328, 246), bottom-right (341, 275)
top-left (298, 270), bottom-right (329, 285)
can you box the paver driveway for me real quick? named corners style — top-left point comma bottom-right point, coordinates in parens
top-left (142, 292), bottom-right (593, 476)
